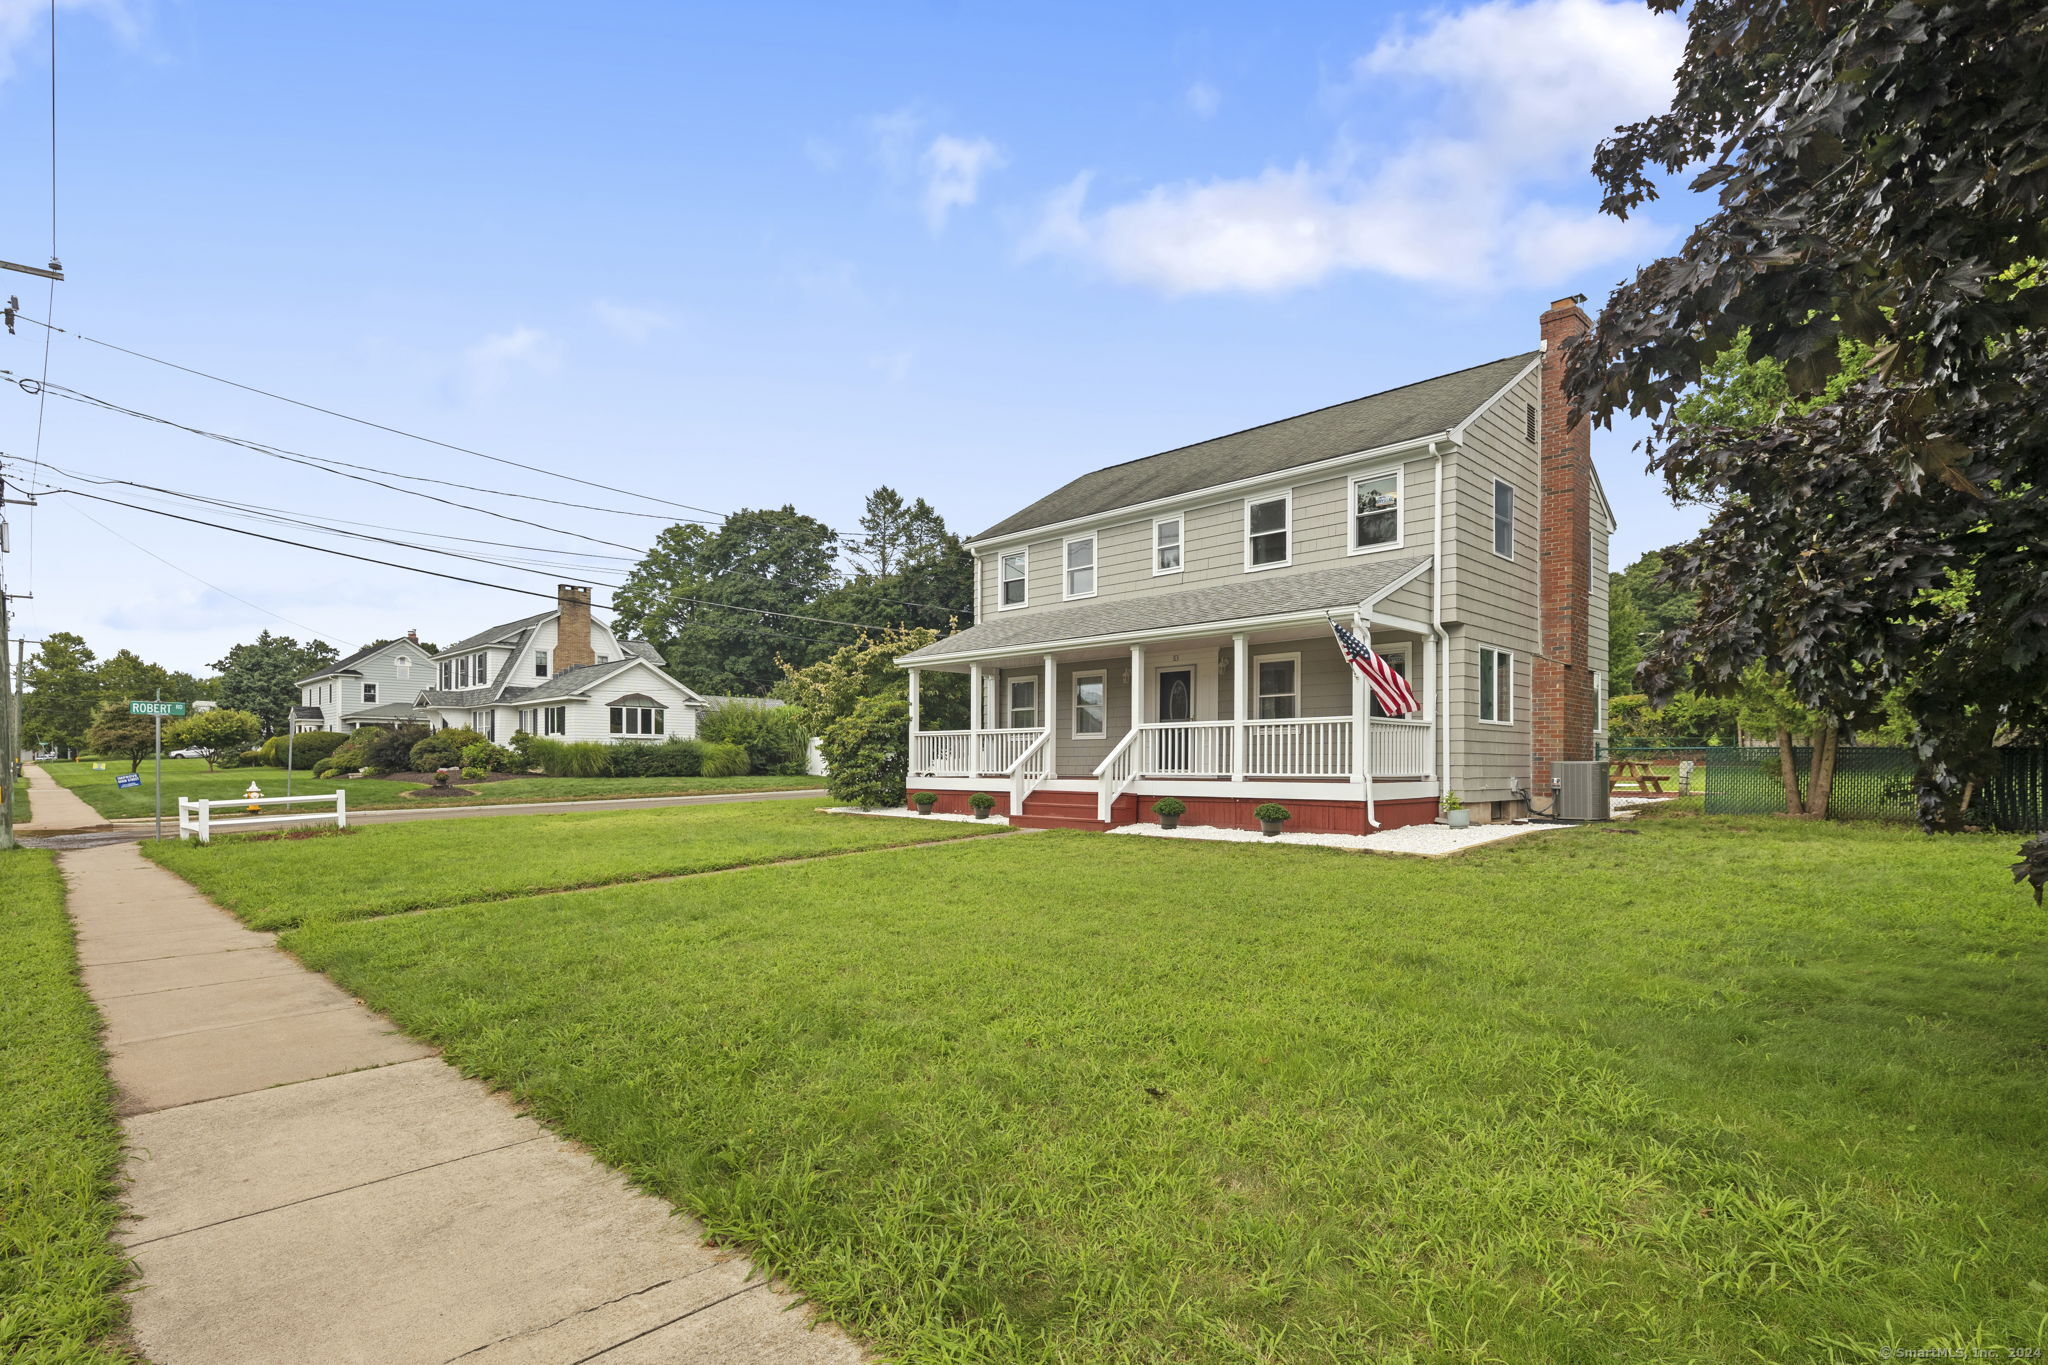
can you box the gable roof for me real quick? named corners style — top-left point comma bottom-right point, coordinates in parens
top-left (899, 555), bottom-right (1431, 663)
top-left (297, 637), bottom-right (424, 684)
top-left (976, 352), bottom-right (1539, 542)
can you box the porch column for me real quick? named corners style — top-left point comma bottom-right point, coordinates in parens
top-left (907, 667), bottom-right (921, 734)
top-left (968, 662), bottom-right (984, 775)
top-left (1041, 654), bottom-right (1058, 778)
top-left (1231, 631), bottom-right (1248, 783)
top-left (1129, 642), bottom-right (1145, 774)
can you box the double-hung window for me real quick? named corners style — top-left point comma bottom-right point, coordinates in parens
top-left (1477, 647), bottom-right (1514, 724)
top-left (1245, 493), bottom-right (1290, 569)
top-left (394, 655), bottom-right (410, 680)
top-left (999, 550), bottom-right (1027, 609)
top-left (1006, 677), bottom-right (1039, 729)
top-left (609, 705), bottom-right (664, 736)
top-left (1063, 535), bottom-right (1096, 599)
top-left (534, 649), bottom-right (549, 677)
top-left (439, 661), bottom-right (452, 690)
top-left (542, 706), bottom-right (567, 736)
top-left (1368, 647), bottom-right (1412, 719)
top-left (1254, 655), bottom-right (1299, 720)
top-left (362, 682), bottom-right (378, 704)
top-left (1351, 470), bottom-right (1401, 551)
top-left (456, 656), bottom-right (470, 688)
top-left (1493, 480), bottom-right (1516, 559)
top-left (1153, 516), bottom-right (1183, 574)
top-left (1071, 671), bottom-right (1106, 738)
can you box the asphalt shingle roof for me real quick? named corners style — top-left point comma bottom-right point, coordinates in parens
top-left (438, 610), bottom-right (554, 656)
top-left (899, 555), bottom-right (1430, 662)
top-left (976, 352), bottom-right (1537, 541)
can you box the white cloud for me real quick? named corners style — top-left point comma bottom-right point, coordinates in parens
top-left (458, 325), bottom-right (558, 399)
top-left (1185, 80), bottom-right (1221, 119)
top-left (919, 134), bottom-right (1003, 232)
top-left (590, 299), bottom-right (672, 343)
top-left (1029, 0), bottom-right (1682, 295)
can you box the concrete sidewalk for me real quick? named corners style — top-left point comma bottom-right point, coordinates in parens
top-left (18, 761), bottom-right (113, 833)
top-left (63, 842), bottom-right (866, 1364)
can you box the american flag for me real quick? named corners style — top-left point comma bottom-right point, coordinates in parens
top-left (1331, 617), bottom-right (1418, 716)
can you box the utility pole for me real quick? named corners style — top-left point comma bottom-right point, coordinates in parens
top-left (0, 463), bottom-right (29, 852)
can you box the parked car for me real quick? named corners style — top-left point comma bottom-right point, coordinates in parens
top-left (168, 747), bottom-right (211, 759)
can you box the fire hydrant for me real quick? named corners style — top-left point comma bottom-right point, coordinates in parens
top-left (244, 781), bottom-right (264, 814)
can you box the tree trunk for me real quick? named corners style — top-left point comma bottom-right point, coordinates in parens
top-left (1806, 722), bottom-right (1840, 820)
top-left (1778, 728), bottom-right (1806, 815)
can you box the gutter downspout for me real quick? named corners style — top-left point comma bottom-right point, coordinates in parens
top-left (1428, 437), bottom-right (1452, 804)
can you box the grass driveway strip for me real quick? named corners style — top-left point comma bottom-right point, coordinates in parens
top-left (0, 850), bottom-right (133, 1364)
top-left (278, 815), bottom-right (2047, 1364)
top-left (143, 799), bottom-right (1001, 929)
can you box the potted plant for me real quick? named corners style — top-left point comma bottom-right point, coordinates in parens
top-left (912, 791), bottom-right (939, 815)
top-left (1441, 791), bottom-right (1470, 829)
top-left (1152, 796), bottom-right (1186, 830)
top-left (1253, 802), bottom-right (1291, 837)
top-left (968, 792), bottom-right (996, 820)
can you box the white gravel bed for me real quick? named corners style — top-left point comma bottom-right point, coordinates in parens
top-left (826, 805), bottom-right (1011, 826)
top-left (1106, 818), bottom-right (1569, 856)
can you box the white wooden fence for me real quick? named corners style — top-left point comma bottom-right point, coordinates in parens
top-left (178, 791), bottom-right (347, 843)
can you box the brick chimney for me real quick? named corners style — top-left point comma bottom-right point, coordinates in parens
top-left (553, 584), bottom-right (596, 673)
top-left (1532, 296), bottom-right (1598, 792)
top-left (406, 629), bottom-right (418, 644)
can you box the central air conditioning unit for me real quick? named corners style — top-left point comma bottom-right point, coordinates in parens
top-left (1553, 761), bottom-right (1611, 822)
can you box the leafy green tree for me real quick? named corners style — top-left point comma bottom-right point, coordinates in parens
top-left (164, 709), bottom-right (262, 771)
top-left (21, 632), bottom-right (101, 756)
top-left (612, 507), bottom-right (841, 696)
top-left (819, 695), bottom-right (911, 808)
top-left (212, 632), bottom-right (340, 737)
top-left (1607, 549), bottom-right (1696, 686)
top-left (85, 701), bottom-right (160, 772)
top-left (1567, 1), bottom-right (2047, 847)
top-left (95, 650), bottom-right (176, 709)
top-left (772, 626), bottom-right (966, 736)
top-left (843, 486), bottom-right (952, 578)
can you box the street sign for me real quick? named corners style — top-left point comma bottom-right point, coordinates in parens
top-left (129, 700), bottom-right (188, 716)
top-left (116, 773), bottom-right (142, 789)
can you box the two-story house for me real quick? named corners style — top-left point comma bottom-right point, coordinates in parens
top-left (415, 584), bottom-right (710, 744)
top-left (897, 298), bottom-right (1614, 832)
top-left (291, 635), bottom-right (431, 732)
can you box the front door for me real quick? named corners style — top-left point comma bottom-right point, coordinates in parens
top-left (1155, 668), bottom-right (1195, 772)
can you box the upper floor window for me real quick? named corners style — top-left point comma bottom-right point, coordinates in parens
top-left (534, 649), bottom-right (549, 677)
top-left (394, 655), bottom-right (411, 679)
top-left (1351, 471), bottom-right (1401, 552)
top-left (999, 550), bottom-right (1027, 609)
top-left (597, 654), bottom-right (610, 664)
top-left (1254, 655), bottom-right (1299, 719)
top-left (1245, 493), bottom-right (1291, 569)
top-left (1153, 516), bottom-right (1183, 574)
top-left (439, 661), bottom-right (452, 690)
top-left (1478, 646), bottom-right (1514, 724)
top-left (362, 682), bottom-right (378, 704)
top-left (1493, 480), bottom-right (1516, 559)
top-left (1063, 535), bottom-right (1097, 599)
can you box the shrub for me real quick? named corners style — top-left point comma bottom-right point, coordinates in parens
top-left (262, 731), bottom-right (349, 771)
top-left (697, 701), bottom-right (810, 775)
top-left (609, 739), bottom-right (709, 778)
top-left (459, 741), bottom-right (519, 774)
top-left (969, 792), bottom-right (996, 810)
top-left (313, 732), bottom-right (372, 777)
top-left (699, 742), bottom-right (751, 778)
top-left (912, 791), bottom-right (938, 807)
top-left (461, 766), bottom-right (488, 782)
top-left (163, 708), bottom-right (263, 771)
top-left (525, 738), bottom-right (615, 778)
top-left (507, 728), bottom-right (542, 770)
top-left (219, 749), bottom-right (264, 770)
top-left (409, 727), bottom-right (484, 772)
top-left (362, 724), bottom-right (430, 772)
top-left (1252, 802), bottom-right (1291, 823)
top-left (1151, 797), bottom-right (1186, 817)
top-left (820, 695), bottom-right (908, 808)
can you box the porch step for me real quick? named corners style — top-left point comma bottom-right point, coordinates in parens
top-left (1014, 789), bottom-right (1112, 832)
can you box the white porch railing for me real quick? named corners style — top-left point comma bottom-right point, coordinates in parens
top-left (178, 791), bottom-right (347, 844)
top-left (978, 728), bottom-right (1041, 776)
top-left (1244, 717), bottom-right (1352, 778)
top-left (1136, 721), bottom-right (1234, 778)
top-left (1093, 726), bottom-right (1143, 823)
top-left (911, 731), bottom-right (972, 777)
top-left (1368, 718), bottom-right (1432, 778)
top-left (1008, 729), bottom-right (1053, 812)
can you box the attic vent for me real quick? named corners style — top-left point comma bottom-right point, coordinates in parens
top-left (1526, 403), bottom-right (1538, 443)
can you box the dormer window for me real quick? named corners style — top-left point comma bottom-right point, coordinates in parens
top-left (534, 649), bottom-right (549, 677)
top-left (1245, 493), bottom-right (1291, 569)
top-left (1351, 471), bottom-right (1401, 552)
top-left (999, 550), bottom-right (1027, 609)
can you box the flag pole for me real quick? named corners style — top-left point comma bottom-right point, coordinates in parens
top-left (1354, 608), bottom-right (1379, 829)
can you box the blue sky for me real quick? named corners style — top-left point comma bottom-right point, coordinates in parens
top-left (0, 0), bottom-right (1701, 672)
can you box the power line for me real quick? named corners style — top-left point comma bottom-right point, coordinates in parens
top-left (3, 309), bottom-right (728, 519)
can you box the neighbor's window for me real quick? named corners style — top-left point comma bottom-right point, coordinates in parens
top-left (1352, 471), bottom-right (1400, 550)
top-left (543, 706), bottom-right (567, 736)
top-left (1493, 480), bottom-right (1515, 558)
top-left (456, 656), bottom-right (470, 688)
top-left (534, 649), bottom-right (549, 677)
top-left (394, 655), bottom-right (410, 679)
top-left (1072, 672), bottom-right (1107, 737)
top-left (1153, 516), bottom-right (1183, 574)
top-left (361, 682), bottom-right (378, 704)
top-left (1254, 657), bottom-right (1299, 720)
top-left (1064, 535), bottom-right (1097, 599)
top-left (1006, 677), bottom-right (1039, 729)
top-left (609, 706), bottom-right (664, 736)
top-left (1478, 647), bottom-right (1513, 723)
top-left (439, 661), bottom-right (452, 690)
top-left (1246, 494), bottom-right (1290, 568)
top-left (999, 551), bottom-right (1027, 608)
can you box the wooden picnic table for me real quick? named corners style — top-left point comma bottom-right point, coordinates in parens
top-left (1608, 757), bottom-right (1669, 794)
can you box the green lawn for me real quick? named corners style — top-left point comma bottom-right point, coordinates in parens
top-left (144, 799), bottom-right (1003, 929)
top-left (244, 810), bottom-right (2048, 1363)
top-left (42, 758), bottom-right (820, 820)
top-left (0, 850), bottom-right (132, 1363)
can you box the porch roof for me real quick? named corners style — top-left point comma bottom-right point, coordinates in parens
top-left (899, 555), bottom-right (1430, 664)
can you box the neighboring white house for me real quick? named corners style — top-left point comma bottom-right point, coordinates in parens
top-left (291, 635), bottom-right (432, 733)
top-left (414, 585), bottom-right (708, 744)
top-left (897, 297), bottom-right (1615, 834)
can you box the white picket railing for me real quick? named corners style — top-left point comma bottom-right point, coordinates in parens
top-left (1092, 726), bottom-right (1144, 823)
top-left (1369, 718), bottom-right (1433, 778)
top-left (1138, 721), bottom-right (1234, 778)
top-left (1244, 717), bottom-right (1353, 778)
top-left (911, 731), bottom-right (972, 777)
top-left (178, 791), bottom-right (347, 844)
top-left (1008, 729), bottom-right (1053, 812)
top-left (977, 728), bottom-right (1042, 776)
